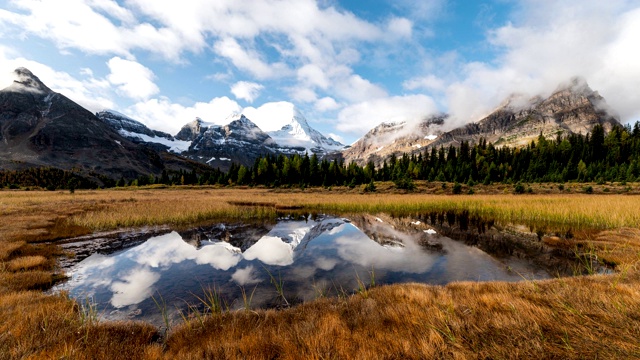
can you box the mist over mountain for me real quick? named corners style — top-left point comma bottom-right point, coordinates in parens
top-left (342, 77), bottom-right (621, 167)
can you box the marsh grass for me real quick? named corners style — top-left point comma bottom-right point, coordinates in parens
top-left (152, 292), bottom-right (171, 334)
top-left (55, 188), bottom-right (640, 231)
top-left (0, 187), bottom-right (640, 358)
top-left (7, 255), bottom-right (47, 271)
top-left (239, 285), bottom-right (257, 311)
top-left (264, 267), bottom-right (289, 307)
top-left (192, 285), bottom-right (227, 315)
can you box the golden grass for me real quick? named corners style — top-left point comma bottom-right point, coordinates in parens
top-left (0, 241), bottom-right (24, 261)
top-left (0, 186), bottom-right (639, 358)
top-left (6, 255), bottom-right (47, 271)
top-left (0, 291), bottom-right (158, 359)
top-left (5, 187), bottom-right (624, 231)
top-left (162, 274), bottom-right (640, 359)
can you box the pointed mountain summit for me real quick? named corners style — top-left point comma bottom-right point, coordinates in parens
top-left (266, 106), bottom-right (344, 154)
top-left (0, 68), bottom-right (200, 181)
top-left (175, 117), bottom-right (216, 142)
top-left (169, 107), bottom-right (345, 169)
top-left (8, 67), bottom-right (53, 94)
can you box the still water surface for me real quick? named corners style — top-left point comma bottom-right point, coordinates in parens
top-left (54, 214), bottom-right (550, 326)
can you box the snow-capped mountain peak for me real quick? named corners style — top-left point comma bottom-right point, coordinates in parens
top-left (266, 108), bottom-right (344, 154)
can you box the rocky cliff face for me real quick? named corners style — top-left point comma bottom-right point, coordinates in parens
top-left (0, 68), bottom-right (168, 179)
top-left (181, 115), bottom-right (279, 169)
top-left (342, 115), bottom-right (446, 166)
top-left (343, 78), bottom-right (621, 166)
top-left (430, 77), bottom-right (620, 149)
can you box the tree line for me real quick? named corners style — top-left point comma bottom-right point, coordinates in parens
top-left (2, 123), bottom-right (640, 190)
top-left (220, 123), bottom-right (640, 189)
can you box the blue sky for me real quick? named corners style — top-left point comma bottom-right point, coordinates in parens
top-left (0, 0), bottom-right (638, 144)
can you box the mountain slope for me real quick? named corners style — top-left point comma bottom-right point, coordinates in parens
top-left (430, 77), bottom-right (620, 149)
top-left (343, 78), bottom-right (621, 166)
top-left (97, 110), bottom-right (191, 153)
top-left (342, 115), bottom-right (446, 166)
top-left (0, 68), bottom-right (167, 179)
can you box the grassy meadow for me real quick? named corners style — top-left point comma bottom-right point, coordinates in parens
top-left (1, 184), bottom-right (640, 358)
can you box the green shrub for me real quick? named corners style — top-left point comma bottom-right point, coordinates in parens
top-left (452, 182), bottom-right (462, 194)
top-left (394, 176), bottom-right (415, 191)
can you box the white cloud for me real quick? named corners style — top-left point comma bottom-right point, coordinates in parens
top-left (288, 87), bottom-right (318, 103)
top-left (241, 101), bottom-right (298, 132)
top-left (214, 37), bottom-right (289, 79)
top-left (242, 236), bottom-right (294, 266)
top-left (328, 133), bottom-right (345, 144)
top-left (126, 96), bottom-right (242, 135)
top-left (297, 64), bottom-right (330, 90)
top-left (336, 95), bottom-right (438, 135)
top-left (441, 1), bottom-right (640, 127)
top-left (387, 17), bottom-right (413, 38)
top-left (403, 74), bottom-right (446, 92)
top-left (314, 97), bottom-right (341, 112)
top-left (334, 74), bottom-right (388, 103)
top-left (230, 81), bottom-right (264, 103)
top-left (0, 0), bottom-right (414, 121)
top-left (1, 0), bottom-right (134, 58)
top-left (107, 57), bottom-right (159, 100)
top-left (231, 266), bottom-right (260, 285)
top-left (110, 267), bottom-right (160, 308)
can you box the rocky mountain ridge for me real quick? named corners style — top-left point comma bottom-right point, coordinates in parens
top-left (343, 77), bottom-right (621, 166)
top-left (102, 109), bottom-right (346, 170)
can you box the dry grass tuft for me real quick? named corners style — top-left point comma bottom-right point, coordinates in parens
top-left (587, 227), bottom-right (640, 269)
top-left (7, 255), bottom-right (47, 271)
top-left (0, 241), bottom-right (24, 261)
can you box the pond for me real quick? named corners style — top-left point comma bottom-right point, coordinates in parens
top-left (53, 213), bottom-right (557, 327)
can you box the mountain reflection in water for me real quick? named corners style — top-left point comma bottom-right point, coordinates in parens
top-left (54, 215), bottom-right (550, 326)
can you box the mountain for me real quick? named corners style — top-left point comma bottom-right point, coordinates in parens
top-left (342, 115), bottom-right (446, 166)
top-left (177, 114), bottom-right (279, 169)
top-left (168, 109), bottom-right (344, 169)
top-left (343, 78), bottom-right (621, 166)
top-left (0, 68), bottom-right (168, 180)
top-left (430, 77), bottom-right (620, 149)
top-left (97, 110), bottom-right (191, 153)
top-left (266, 109), bottom-right (344, 155)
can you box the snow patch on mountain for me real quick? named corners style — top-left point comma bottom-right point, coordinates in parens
top-left (119, 129), bottom-right (191, 153)
top-left (97, 110), bottom-right (190, 153)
